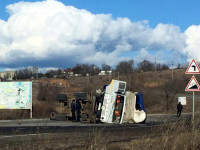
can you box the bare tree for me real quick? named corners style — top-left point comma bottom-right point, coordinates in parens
top-left (89, 64), bottom-right (100, 76)
top-left (177, 63), bottom-right (182, 69)
top-left (15, 68), bottom-right (31, 79)
top-left (73, 64), bottom-right (90, 76)
top-left (72, 64), bottom-right (100, 76)
top-left (102, 64), bottom-right (111, 71)
top-left (160, 79), bottom-right (179, 113)
top-left (137, 60), bottom-right (154, 72)
top-left (15, 66), bottom-right (41, 79)
top-left (31, 66), bottom-right (38, 74)
top-left (137, 60), bottom-right (169, 72)
top-left (115, 60), bottom-right (134, 75)
top-left (45, 69), bottom-right (63, 78)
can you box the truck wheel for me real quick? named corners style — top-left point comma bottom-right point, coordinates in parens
top-left (50, 112), bottom-right (57, 120)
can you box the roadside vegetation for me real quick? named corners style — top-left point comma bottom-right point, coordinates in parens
top-left (1, 116), bottom-right (200, 149)
top-left (109, 118), bottom-right (200, 150)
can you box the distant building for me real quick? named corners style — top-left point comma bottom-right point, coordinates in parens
top-left (99, 71), bottom-right (106, 76)
top-left (64, 69), bottom-right (74, 77)
top-left (0, 71), bottom-right (16, 81)
top-left (74, 74), bottom-right (82, 77)
top-left (98, 70), bottom-right (112, 76)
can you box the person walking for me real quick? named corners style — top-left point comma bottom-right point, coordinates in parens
top-left (76, 99), bottom-right (82, 122)
top-left (177, 102), bottom-right (183, 117)
top-left (71, 99), bottom-right (76, 122)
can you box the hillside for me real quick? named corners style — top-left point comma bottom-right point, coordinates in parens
top-left (0, 68), bottom-right (200, 119)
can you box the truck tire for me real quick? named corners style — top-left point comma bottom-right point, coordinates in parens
top-left (50, 112), bottom-right (57, 120)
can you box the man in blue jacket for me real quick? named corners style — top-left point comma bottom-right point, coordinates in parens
top-left (71, 99), bottom-right (76, 122)
top-left (76, 99), bottom-right (82, 122)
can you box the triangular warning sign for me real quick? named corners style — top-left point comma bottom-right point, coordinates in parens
top-left (185, 76), bottom-right (200, 91)
top-left (185, 59), bottom-right (200, 74)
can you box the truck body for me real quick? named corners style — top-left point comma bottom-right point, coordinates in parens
top-left (94, 80), bottom-right (146, 124)
top-left (49, 80), bottom-right (146, 124)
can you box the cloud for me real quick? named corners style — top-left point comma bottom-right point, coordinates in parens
top-left (3, 66), bottom-right (59, 74)
top-left (134, 49), bottom-right (156, 63)
top-left (184, 25), bottom-right (200, 62)
top-left (0, 0), bottom-right (192, 69)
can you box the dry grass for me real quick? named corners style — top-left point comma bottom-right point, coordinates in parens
top-left (0, 109), bottom-right (29, 120)
top-left (2, 116), bottom-right (200, 150)
top-left (108, 117), bottom-right (200, 150)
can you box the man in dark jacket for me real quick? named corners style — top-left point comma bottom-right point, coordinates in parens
top-left (177, 102), bottom-right (183, 117)
top-left (76, 99), bottom-right (82, 122)
top-left (71, 100), bottom-right (76, 122)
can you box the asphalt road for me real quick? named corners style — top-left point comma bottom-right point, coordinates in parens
top-left (0, 113), bottom-right (194, 149)
top-left (0, 113), bottom-right (193, 135)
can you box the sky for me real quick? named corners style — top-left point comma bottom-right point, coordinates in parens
top-left (0, 0), bottom-right (200, 71)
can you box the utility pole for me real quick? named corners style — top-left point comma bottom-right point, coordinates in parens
top-left (118, 72), bottom-right (119, 79)
top-left (155, 58), bottom-right (157, 72)
top-left (171, 61), bottom-right (174, 80)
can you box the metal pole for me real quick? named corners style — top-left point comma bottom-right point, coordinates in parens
top-left (171, 61), bottom-right (174, 80)
top-left (30, 107), bottom-right (32, 119)
top-left (193, 74), bottom-right (195, 122)
top-left (118, 72), bottom-right (119, 79)
top-left (193, 91), bottom-right (194, 121)
top-left (30, 97), bottom-right (32, 119)
top-left (30, 82), bottom-right (32, 119)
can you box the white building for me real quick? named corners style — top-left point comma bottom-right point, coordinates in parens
top-left (99, 70), bottom-right (112, 75)
top-left (0, 71), bottom-right (16, 81)
top-left (99, 71), bottom-right (106, 76)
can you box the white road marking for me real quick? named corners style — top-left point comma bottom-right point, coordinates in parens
top-left (0, 133), bottom-right (49, 138)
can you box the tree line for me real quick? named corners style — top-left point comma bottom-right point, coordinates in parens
top-left (11, 59), bottom-right (184, 80)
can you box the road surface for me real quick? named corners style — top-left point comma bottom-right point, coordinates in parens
top-left (0, 113), bottom-right (194, 149)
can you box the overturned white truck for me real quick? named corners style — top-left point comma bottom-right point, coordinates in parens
top-left (95, 80), bottom-right (146, 124)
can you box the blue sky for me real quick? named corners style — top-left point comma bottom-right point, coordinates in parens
top-left (0, 0), bottom-right (199, 70)
top-left (1, 0), bottom-right (200, 31)
top-left (66, 0), bottom-right (200, 31)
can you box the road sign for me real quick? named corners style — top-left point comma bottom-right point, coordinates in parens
top-left (185, 76), bottom-right (200, 91)
top-left (185, 59), bottom-right (200, 74)
top-left (178, 97), bottom-right (186, 105)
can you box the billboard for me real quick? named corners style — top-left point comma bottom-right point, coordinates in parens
top-left (0, 82), bottom-right (32, 109)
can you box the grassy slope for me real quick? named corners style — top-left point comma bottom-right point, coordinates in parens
top-left (1, 68), bottom-right (200, 119)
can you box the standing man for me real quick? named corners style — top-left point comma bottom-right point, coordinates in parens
top-left (71, 99), bottom-right (76, 122)
top-left (177, 102), bottom-right (183, 117)
top-left (76, 99), bottom-right (82, 122)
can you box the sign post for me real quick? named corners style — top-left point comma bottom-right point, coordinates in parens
top-left (185, 59), bottom-right (200, 122)
top-left (193, 91), bottom-right (194, 120)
